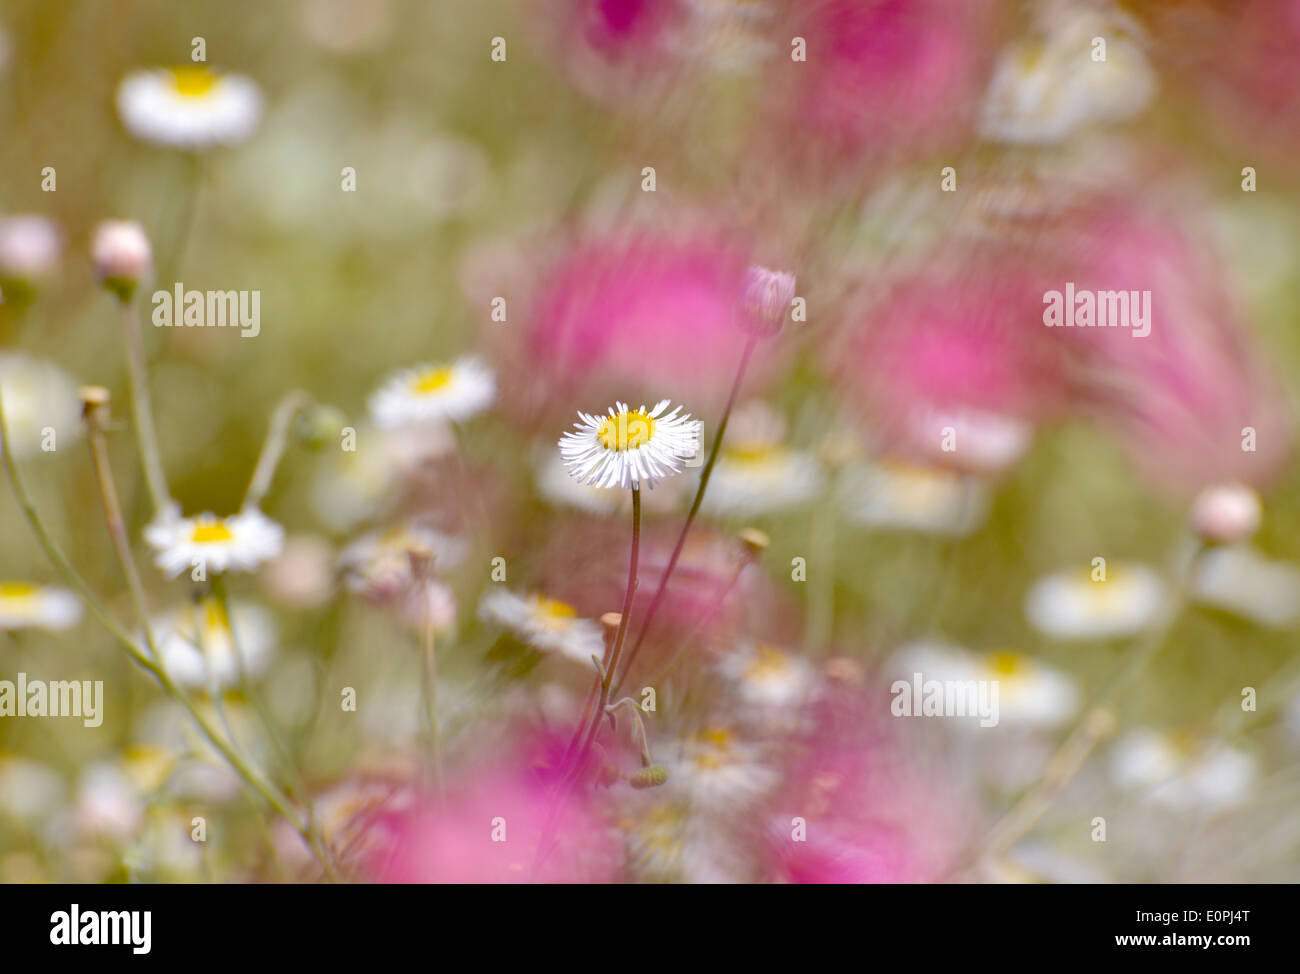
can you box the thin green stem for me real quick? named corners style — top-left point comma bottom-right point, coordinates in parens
top-left (420, 581), bottom-right (445, 798)
top-left (244, 390), bottom-right (313, 510)
top-left (609, 333), bottom-right (757, 697)
top-left (118, 298), bottom-right (171, 514)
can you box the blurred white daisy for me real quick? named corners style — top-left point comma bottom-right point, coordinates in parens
top-left (669, 726), bottom-right (778, 810)
top-left (75, 762), bottom-right (143, 839)
top-left (700, 403), bottom-right (824, 516)
top-left (1024, 563), bottom-right (1167, 640)
top-left (909, 408), bottom-right (1033, 474)
top-left (560, 399), bottom-right (702, 490)
top-left (368, 357), bottom-right (495, 429)
top-left (718, 643), bottom-right (814, 710)
top-left (1192, 545), bottom-right (1300, 628)
top-left (478, 589), bottom-right (604, 666)
top-left (339, 522), bottom-right (467, 600)
top-left (837, 460), bottom-right (989, 536)
top-left (0, 582), bottom-right (82, 631)
top-left (144, 508), bottom-right (285, 578)
top-left (116, 66), bottom-right (263, 148)
top-left (0, 353), bottom-right (83, 459)
top-left (892, 642), bottom-right (1079, 728)
top-left (1111, 729), bottom-right (1255, 810)
top-left (980, 6), bottom-right (1155, 145)
top-left (148, 596), bottom-right (276, 691)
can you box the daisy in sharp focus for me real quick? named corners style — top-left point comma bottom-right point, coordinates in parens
top-left (560, 399), bottom-right (702, 490)
top-left (0, 582), bottom-right (82, 631)
top-left (478, 589), bottom-right (605, 667)
top-left (116, 66), bottom-right (263, 148)
top-left (368, 357), bottom-right (495, 430)
top-left (144, 508), bottom-right (285, 578)
top-left (1024, 562), bottom-right (1168, 640)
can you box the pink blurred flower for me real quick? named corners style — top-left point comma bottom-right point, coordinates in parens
top-left (366, 751), bottom-right (619, 883)
top-left (765, 681), bottom-right (970, 883)
top-left (499, 227), bottom-right (780, 426)
top-left (1056, 201), bottom-right (1291, 494)
top-left (833, 255), bottom-right (1068, 473)
top-left (764, 0), bottom-right (995, 169)
top-left (541, 0), bottom-right (690, 104)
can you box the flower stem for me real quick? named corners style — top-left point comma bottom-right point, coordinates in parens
top-left (609, 333), bottom-right (757, 698)
top-left (244, 390), bottom-right (313, 510)
top-left (0, 383), bottom-right (340, 881)
top-left (567, 485), bottom-right (640, 785)
top-left (118, 297), bottom-right (171, 514)
top-left (420, 582), bottom-right (446, 798)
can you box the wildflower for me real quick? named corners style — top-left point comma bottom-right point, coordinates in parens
top-left (1192, 546), bottom-right (1300, 628)
top-left (1024, 563), bottom-right (1168, 640)
top-left (478, 589), bottom-right (605, 667)
top-left (980, 6), bottom-right (1156, 144)
top-left (718, 643), bottom-right (814, 710)
top-left (1190, 483), bottom-right (1261, 545)
top-left (738, 265), bottom-right (796, 337)
top-left (91, 220), bottom-right (152, 301)
top-left (148, 596), bottom-right (276, 691)
top-left (144, 508), bottom-right (285, 578)
top-left (115, 66), bottom-right (263, 148)
top-left (1111, 729), bottom-right (1255, 810)
top-left (0, 216), bottom-right (60, 299)
top-left (559, 399), bottom-right (701, 490)
top-left (0, 582), bottom-right (82, 631)
top-left (700, 402), bottom-right (823, 515)
top-left (837, 460), bottom-right (989, 536)
top-left (367, 356), bottom-right (495, 429)
top-left (0, 354), bottom-right (83, 459)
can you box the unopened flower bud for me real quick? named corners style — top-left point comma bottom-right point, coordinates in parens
top-left (739, 264), bottom-right (796, 337)
top-left (293, 404), bottom-right (346, 450)
top-left (0, 216), bottom-right (61, 301)
top-left (628, 764), bottom-right (669, 789)
top-left (738, 526), bottom-right (769, 558)
top-left (1190, 482), bottom-right (1261, 544)
top-left (91, 220), bottom-right (152, 301)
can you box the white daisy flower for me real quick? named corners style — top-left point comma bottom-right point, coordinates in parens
top-left (980, 7), bottom-right (1155, 145)
top-left (1111, 729), bottom-right (1255, 811)
top-left (668, 726), bottom-right (779, 811)
top-left (700, 402), bottom-right (824, 516)
top-left (837, 460), bottom-right (989, 536)
top-left (909, 407), bottom-right (1033, 474)
top-left (891, 642), bottom-right (1079, 728)
top-left (144, 508), bottom-right (285, 578)
top-left (0, 582), bottom-right (82, 631)
top-left (1024, 563), bottom-right (1168, 640)
top-left (149, 596), bottom-right (276, 691)
top-left (115, 66), bottom-right (263, 149)
top-left (559, 399), bottom-right (702, 490)
top-left (0, 353), bottom-right (83, 460)
top-left (338, 522), bottom-right (467, 600)
top-left (1192, 545), bottom-right (1300, 628)
top-left (718, 643), bottom-right (815, 710)
top-left (478, 589), bottom-right (604, 667)
top-left (368, 357), bottom-right (495, 430)
top-left (75, 762), bottom-right (142, 839)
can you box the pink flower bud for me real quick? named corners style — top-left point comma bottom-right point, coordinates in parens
top-left (0, 216), bottom-right (61, 295)
top-left (91, 220), bottom-right (152, 300)
top-left (1190, 483), bottom-right (1261, 544)
top-left (740, 265), bottom-right (796, 336)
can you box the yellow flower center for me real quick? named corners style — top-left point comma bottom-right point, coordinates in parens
top-left (169, 66), bottom-right (220, 97)
top-left (190, 519), bottom-right (234, 544)
top-left (0, 582), bottom-right (39, 601)
top-left (597, 411), bottom-right (655, 452)
top-left (724, 442), bottom-right (778, 464)
top-left (531, 596), bottom-right (577, 631)
top-left (985, 650), bottom-right (1025, 677)
top-left (745, 644), bottom-right (790, 682)
top-left (411, 366), bottom-right (454, 395)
